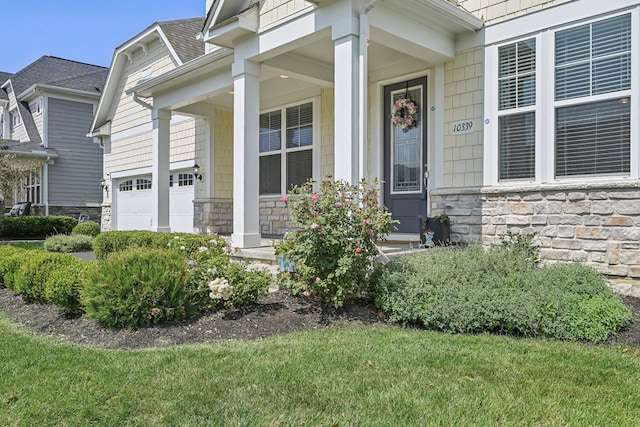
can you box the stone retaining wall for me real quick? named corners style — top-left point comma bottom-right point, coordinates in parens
top-left (431, 182), bottom-right (640, 293)
top-left (49, 206), bottom-right (102, 222)
top-left (100, 205), bottom-right (111, 231)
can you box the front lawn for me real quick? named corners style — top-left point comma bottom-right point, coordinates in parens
top-left (0, 241), bottom-right (44, 251)
top-left (2, 316), bottom-right (639, 426)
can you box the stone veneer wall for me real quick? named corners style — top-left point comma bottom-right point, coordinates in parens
top-left (49, 206), bottom-right (102, 221)
top-left (431, 183), bottom-right (640, 294)
top-left (194, 198), bottom-right (233, 235)
top-left (259, 198), bottom-right (291, 236)
top-left (100, 205), bottom-right (111, 231)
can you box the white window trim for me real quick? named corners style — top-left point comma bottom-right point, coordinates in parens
top-left (484, 5), bottom-right (640, 187)
top-left (258, 96), bottom-right (320, 196)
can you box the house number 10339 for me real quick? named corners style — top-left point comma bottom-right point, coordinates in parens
top-left (451, 119), bottom-right (477, 135)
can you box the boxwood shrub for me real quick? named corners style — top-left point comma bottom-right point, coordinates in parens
top-left (44, 234), bottom-right (94, 253)
top-left (82, 248), bottom-right (196, 328)
top-left (0, 215), bottom-right (77, 238)
top-left (374, 244), bottom-right (632, 343)
top-left (12, 252), bottom-right (78, 302)
top-left (0, 245), bottom-right (22, 288)
top-left (72, 221), bottom-right (101, 237)
top-left (44, 259), bottom-right (96, 314)
top-left (92, 230), bottom-right (227, 260)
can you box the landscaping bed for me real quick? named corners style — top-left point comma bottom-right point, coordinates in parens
top-left (1, 286), bottom-right (638, 350)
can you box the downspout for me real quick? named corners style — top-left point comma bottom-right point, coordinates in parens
top-left (132, 92), bottom-right (153, 110)
top-left (358, 0), bottom-right (384, 180)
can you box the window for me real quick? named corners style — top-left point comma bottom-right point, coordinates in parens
top-left (488, 12), bottom-right (634, 183)
top-left (10, 110), bottom-right (20, 130)
top-left (26, 171), bottom-right (41, 204)
top-left (178, 173), bottom-right (193, 187)
top-left (136, 178), bottom-right (152, 190)
top-left (259, 101), bottom-right (313, 195)
top-left (119, 180), bottom-right (133, 191)
top-left (33, 100), bottom-right (42, 115)
top-left (554, 14), bottom-right (631, 177)
top-left (169, 175), bottom-right (174, 187)
top-left (498, 38), bottom-right (536, 181)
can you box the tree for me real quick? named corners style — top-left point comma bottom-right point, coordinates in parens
top-left (0, 140), bottom-right (41, 209)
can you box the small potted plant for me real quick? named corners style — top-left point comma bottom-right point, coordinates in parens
top-left (418, 214), bottom-right (451, 246)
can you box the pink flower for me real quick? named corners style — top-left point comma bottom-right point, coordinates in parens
top-left (297, 259), bottom-right (303, 265)
top-left (315, 277), bottom-right (321, 283)
top-left (355, 247), bottom-right (362, 254)
top-left (303, 291), bottom-right (311, 297)
top-left (310, 223), bottom-right (320, 229)
top-left (335, 202), bottom-right (343, 208)
top-left (280, 195), bottom-right (289, 203)
top-left (369, 229), bottom-right (374, 237)
top-left (311, 194), bottom-right (319, 201)
top-left (362, 219), bottom-right (371, 226)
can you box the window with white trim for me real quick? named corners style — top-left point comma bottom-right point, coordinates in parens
top-left (119, 180), bottom-right (133, 192)
top-left (136, 178), bottom-right (152, 190)
top-left (259, 101), bottom-right (313, 195)
top-left (10, 110), bottom-right (20, 131)
top-left (26, 171), bottom-right (41, 204)
top-left (178, 173), bottom-right (193, 187)
top-left (490, 12), bottom-right (634, 183)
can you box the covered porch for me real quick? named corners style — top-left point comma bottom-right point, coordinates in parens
top-left (129, 0), bottom-right (482, 248)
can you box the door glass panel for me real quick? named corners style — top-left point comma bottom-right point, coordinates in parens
top-left (392, 88), bottom-right (422, 192)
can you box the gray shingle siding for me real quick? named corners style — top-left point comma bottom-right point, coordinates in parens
top-left (47, 98), bottom-right (102, 206)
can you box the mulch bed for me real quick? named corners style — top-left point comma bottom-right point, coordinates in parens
top-left (1, 287), bottom-right (639, 350)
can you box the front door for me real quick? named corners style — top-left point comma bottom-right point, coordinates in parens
top-left (383, 77), bottom-right (428, 233)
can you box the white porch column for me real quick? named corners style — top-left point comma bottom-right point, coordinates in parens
top-left (230, 59), bottom-right (261, 248)
top-left (151, 108), bottom-right (171, 232)
top-left (333, 23), bottom-right (360, 184)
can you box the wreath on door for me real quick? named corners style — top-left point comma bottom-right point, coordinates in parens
top-left (391, 94), bottom-right (418, 132)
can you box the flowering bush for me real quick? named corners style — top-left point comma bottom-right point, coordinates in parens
top-left (278, 178), bottom-right (396, 307)
top-left (391, 98), bottom-right (418, 132)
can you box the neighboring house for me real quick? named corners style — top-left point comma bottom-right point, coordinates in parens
top-left (90, 0), bottom-right (640, 282)
top-left (89, 18), bottom-right (207, 233)
top-left (0, 56), bottom-right (107, 218)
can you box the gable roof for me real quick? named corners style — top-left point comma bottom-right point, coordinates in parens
top-left (201, 0), bottom-right (256, 35)
top-left (158, 18), bottom-right (206, 63)
top-left (0, 72), bottom-right (11, 101)
top-left (90, 17), bottom-right (205, 135)
top-left (2, 56), bottom-right (107, 145)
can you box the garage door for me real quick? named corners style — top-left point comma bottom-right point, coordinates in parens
top-left (115, 173), bottom-right (194, 232)
top-left (116, 178), bottom-right (153, 230)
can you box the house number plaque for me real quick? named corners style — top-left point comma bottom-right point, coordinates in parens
top-left (451, 119), bottom-right (479, 135)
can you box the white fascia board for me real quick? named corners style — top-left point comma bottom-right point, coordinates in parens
top-left (110, 159), bottom-right (195, 179)
top-left (204, 4), bottom-right (259, 47)
top-left (18, 84), bottom-right (101, 102)
top-left (87, 121), bottom-right (111, 138)
top-left (485, 0), bottom-right (638, 45)
top-left (422, 0), bottom-right (484, 31)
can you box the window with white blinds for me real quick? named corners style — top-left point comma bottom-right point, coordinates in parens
top-left (259, 101), bottom-right (313, 195)
top-left (554, 14), bottom-right (631, 177)
top-left (498, 38), bottom-right (536, 181)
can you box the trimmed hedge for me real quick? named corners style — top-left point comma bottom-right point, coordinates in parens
top-left (72, 221), bottom-right (101, 237)
top-left (44, 234), bottom-right (94, 253)
top-left (0, 245), bottom-right (22, 288)
top-left (44, 260), bottom-right (96, 314)
top-left (92, 230), bottom-right (228, 260)
top-left (0, 216), bottom-right (77, 238)
top-left (12, 252), bottom-right (78, 302)
top-left (374, 245), bottom-right (632, 343)
top-left (82, 248), bottom-right (195, 328)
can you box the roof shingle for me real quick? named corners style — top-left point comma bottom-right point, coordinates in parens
top-left (157, 18), bottom-right (206, 64)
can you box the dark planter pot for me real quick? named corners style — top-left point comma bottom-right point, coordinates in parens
top-left (419, 217), bottom-right (451, 246)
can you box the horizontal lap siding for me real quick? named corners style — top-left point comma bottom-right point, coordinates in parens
top-left (47, 98), bottom-right (102, 206)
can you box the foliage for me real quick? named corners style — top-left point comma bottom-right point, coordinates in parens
top-left (44, 259), bottom-right (96, 314)
top-left (12, 252), bottom-right (78, 303)
top-left (0, 148), bottom-right (41, 207)
top-left (44, 234), bottom-right (94, 253)
top-left (92, 230), bottom-right (227, 260)
top-left (0, 245), bottom-right (22, 288)
top-left (375, 240), bottom-right (631, 343)
top-left (278, 178), bottom-right (396, 308)
top-left (72, 221), bottom-right (101, 237)
top-left (0, 215), bottom-right (77, 238)
top-left (82, 248), bottom-right (194, 328)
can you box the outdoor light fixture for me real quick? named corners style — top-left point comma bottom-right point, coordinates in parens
top-left (100, 178), bottom-right (109, 197)
top-left (193, 161), bottom-right (203, 181)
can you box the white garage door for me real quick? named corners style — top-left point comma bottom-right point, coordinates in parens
top-left (115, 174), bottom-right (194, 232)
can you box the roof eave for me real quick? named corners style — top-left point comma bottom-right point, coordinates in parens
top-left (18, 84), bottom-right (102, 101)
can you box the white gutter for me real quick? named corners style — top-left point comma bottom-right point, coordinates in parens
top-left (132, 93), bottom-right (153, 110)
top-left (358, 0), bottom-right (384, 180)
top-left (17, 84), bottom-right (102, 101)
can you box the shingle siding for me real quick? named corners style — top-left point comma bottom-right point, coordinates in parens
top-left (47, 98), bottom-right (102, 206)
top-left (458, 0), bottom-right (573, 25)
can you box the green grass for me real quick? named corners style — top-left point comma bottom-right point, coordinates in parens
top-left (0, 241), bottom-right (44, 251)
top-left (1, 316), bottom-right (639, 426)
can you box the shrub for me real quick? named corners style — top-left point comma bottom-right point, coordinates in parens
top-left (82, 248), bottom-right (195, 328)
top-left (72, 221), bottom-right (101, 237)
top-left (0, 245), bottom-right (21, 288)
top-left (12, 252), bottom-right (78, 302)
top-left (44, 259), bottom-right (96, 314)
top-left (374, 242), bottom-right (632, 343)
top-left (278, 178), bottom-right (396, 308)
top-left (44, 234), bottom-right (94, 253)
top-left (92, 231), bottom-right (227, 260)
top-left (0, 215), bottom-right (77, 238)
